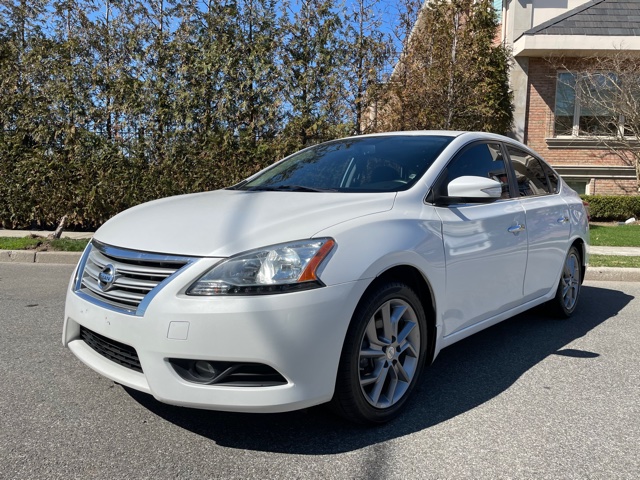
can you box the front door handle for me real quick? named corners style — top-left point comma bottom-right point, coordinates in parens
top-left (508, 224), bottom-right (526, 234)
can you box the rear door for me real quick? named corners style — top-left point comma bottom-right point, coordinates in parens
top-left (505, 145), bottom-right (570, 300)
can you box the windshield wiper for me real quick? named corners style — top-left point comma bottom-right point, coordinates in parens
top-left (245, 185), bottom-right (336, 192)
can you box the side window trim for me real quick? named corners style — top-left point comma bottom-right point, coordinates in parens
top-left (539, 159), bottom-right (560, 195)
top-left (498, 142), bottom-right (519, 199)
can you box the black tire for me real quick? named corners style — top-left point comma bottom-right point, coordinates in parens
top-left (549, 245), bottom-right (582, 318)
top-left (331, 281), bottom-right (428, 424)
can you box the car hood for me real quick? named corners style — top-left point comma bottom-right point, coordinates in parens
top-left (94, 189), bottom-right (396, 257)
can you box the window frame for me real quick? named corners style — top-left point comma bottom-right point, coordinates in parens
top-left (427, 140), bottom-right (562, 205)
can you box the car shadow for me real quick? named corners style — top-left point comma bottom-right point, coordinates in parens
top-left (124, 285), bottom-right (632, 454)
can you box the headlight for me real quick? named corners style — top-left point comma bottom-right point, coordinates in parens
top-left (186, 238), bottom-right (336, 296)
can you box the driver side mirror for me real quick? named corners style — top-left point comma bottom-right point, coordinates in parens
top-left (435, 176), bottom-right (503, 206)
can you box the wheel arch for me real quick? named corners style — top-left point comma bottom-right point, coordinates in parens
top-left (362, 264), bottom-right (438, 367)
top-left (330, 263), bottom-right (439, 422)
top-left (570, 237), bottom-right (587, 284)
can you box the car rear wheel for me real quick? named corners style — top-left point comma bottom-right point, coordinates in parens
top-left (550, 245), bottom-right (582, 318)
top-left (331, 281), bottom-right (428, 424)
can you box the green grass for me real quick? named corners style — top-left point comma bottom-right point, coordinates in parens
top-left (589, 254), bottom-right (640, 268)
top-left (587, 224), bottom-right (640, 268)
top-left (0, 236), bottom-right (89, 252)
top-left (589, 224), bottom-right (640, 247)
top-left (0, 237), bottom-right (43, 250)
top-left (49, 238), bottom-right (90, 252)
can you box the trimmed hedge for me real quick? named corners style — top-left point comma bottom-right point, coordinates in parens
top-left (0, 132), bottom-right (281, 230)
top-left (581, 195), bottom-right (640, 222)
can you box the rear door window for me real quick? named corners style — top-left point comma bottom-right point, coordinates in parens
top-left (506, 146), bottom-right (552, 197)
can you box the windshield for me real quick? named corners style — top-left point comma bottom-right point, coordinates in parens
top-left (236, 135), bottom-right (454, 192)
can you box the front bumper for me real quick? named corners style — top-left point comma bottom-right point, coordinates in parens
top-left (63, 260), bottom-right (367, 413)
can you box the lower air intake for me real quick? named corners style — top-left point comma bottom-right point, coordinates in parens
top-left (80, 326), bottom-right (143, 373)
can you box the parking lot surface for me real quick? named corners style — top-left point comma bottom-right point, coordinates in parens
top-left (1, 263), bottom-right (638, 479)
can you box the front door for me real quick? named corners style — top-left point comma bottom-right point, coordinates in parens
top-left (434, 142), bottom-right (528, 337)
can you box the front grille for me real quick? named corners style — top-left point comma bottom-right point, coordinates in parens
top-left (76, 240), bottom-right (194, 315)
top-left (80, 326), bottom-right (143, 373)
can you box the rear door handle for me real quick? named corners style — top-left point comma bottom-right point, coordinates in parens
top-left (508, 224), bottom-right (526, 234)
top-left (558, 216), bottom-right (570, 224)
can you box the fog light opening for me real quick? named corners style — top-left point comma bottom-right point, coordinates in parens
top-left (193, 361), bottom-right (220, 382)
top-left (168, 358), bottom-right (288, 387)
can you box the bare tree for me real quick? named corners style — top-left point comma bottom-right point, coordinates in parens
top-left (342, 0), bottom-right (392, 134)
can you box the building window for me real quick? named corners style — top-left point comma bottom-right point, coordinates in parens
top-left (554, 72), bottom-right (622, 137)
top-left (566, 180), bottom-right (588, 195)
top-left (493, 1), bottom-right (502, 22)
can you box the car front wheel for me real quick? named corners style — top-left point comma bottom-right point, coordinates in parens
top-left (331, 281), bottom-right (428, 424)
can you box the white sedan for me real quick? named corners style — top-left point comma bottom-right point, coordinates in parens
top-left (63, 131), bottom-right (589, 424)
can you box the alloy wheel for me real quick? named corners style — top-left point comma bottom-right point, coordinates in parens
top-left (357, 299), bottom-right (421, 409)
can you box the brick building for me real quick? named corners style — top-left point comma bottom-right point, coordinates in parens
top-left (499, 0), bottom-right (640, 195)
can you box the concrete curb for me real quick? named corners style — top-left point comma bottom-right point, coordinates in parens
top-left (0, 250), bottom-right (36, 263)
top-left (0, 250), bottom-right (81, 265)
top-left (584, 266), bottom-right (640, 282)
top-left (35, 251), bottom-right (83, 264)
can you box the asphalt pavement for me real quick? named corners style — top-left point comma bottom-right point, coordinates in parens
top-left (0, 263), bottom-right (638, 479)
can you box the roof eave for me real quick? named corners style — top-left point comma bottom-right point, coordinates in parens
top-left (513, 35), bottom-right (640, 58)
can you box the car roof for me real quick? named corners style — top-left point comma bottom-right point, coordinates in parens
top-left (340, 130), bottom-right (521, 144)
top-left (349, 130), bottom-right (542, 157)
